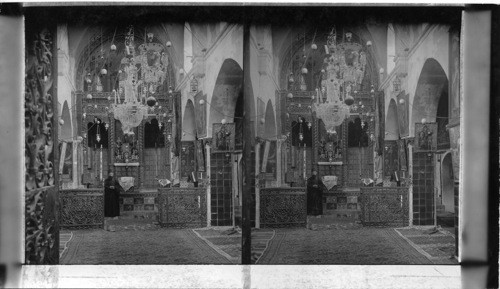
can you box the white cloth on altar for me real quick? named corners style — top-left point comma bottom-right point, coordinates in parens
top-left (322, 175), bottom-right (338, 190)
top-left (119, 177), bottom-right (134, 192)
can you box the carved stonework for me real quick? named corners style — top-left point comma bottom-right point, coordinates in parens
top-left (158, 188), bottom-right (207, 227)
top-left (260, 188), bottom-right (306, 228)
top-left (360, 187), bottom-right (409, 226)
top-left (25, 26), bottom-right (59, 264)
top-left (59, 189), bottom-right (104, 229)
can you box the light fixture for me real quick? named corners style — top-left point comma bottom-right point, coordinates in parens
top-left (86, 93), bottom-right (92, 100)
top-left (166, 41), bottom-right (172, 47)
top-left (301, 67), bottom-right (308, 74)
top-left (221, 118), bottom-right (227, 125)
top-left (199, 100), bottom-right (205, 105)
top-left (110, 44), bottom-right (117, 51)
top-left (287, 92), bottom-right (293, 99)
top-left (59, 118), bottom-right (64, 125)
top-left (344, 95), bottom-right (354, 106)
top-left (399, 98), bottom-right (405, 104)
top-left (421, 118), bottom-right (427, 124)
top-left (311, 43), bottom-right (317, 50)
top-left (366, 40), bottom-right (372, 47)
top-left (100, 68), bottom-right (107, 75)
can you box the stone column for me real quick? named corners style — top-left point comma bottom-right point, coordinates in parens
top-left (407, 142), bottom-right (413, 226)
top-left (255, 142), bottom-right (261, 228)
top-left (205, 142), bottom-right (211, 227)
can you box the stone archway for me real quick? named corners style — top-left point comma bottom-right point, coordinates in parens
top-left (208, 59), bottom-right (243, 130)
top-left (411, 58), bottom-right (449, 226)
top-left (411, 58), bottom-right (448, 128)
top-left (208, 58), bottom-right (243, 226)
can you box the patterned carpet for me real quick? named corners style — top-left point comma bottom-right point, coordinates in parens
top-left (257, 227), bottom-right (435, 265)
top-left (60, 228), bottom-right (230, 264)
top-left (59, 232), bottom-right (73, 259)
top-left (395, 227), bottom-right (458, 264)
top-left (251, 229), bottom-right (275, 264)
top-left (192, 228), bottom-right (241, 264)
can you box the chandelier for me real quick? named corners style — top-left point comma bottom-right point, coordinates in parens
top-left (111, 25), bottom-right (169, 134)
top-left (312, 28), bottom-right (368, 132)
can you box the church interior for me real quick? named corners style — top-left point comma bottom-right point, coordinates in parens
top-left (21, 6), bottom-right (467, 266)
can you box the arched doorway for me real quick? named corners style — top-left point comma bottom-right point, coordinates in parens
top-left (209, 58), bottom-right (243, 226)
top-left (411, 58), bottom-right (449, 226)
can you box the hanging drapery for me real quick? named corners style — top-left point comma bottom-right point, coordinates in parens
top-left (100, 144), bottom-right (103, 181)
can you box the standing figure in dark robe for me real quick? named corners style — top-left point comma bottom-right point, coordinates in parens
top-left (307, 169), bottom-right (325, 216)
top-left (104, 172), bottom-right (121, 218)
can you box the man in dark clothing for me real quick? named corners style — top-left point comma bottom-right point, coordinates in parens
top-left (104, 171), bottom-right (121, 218)
top-left (307, 169), bottom-right (325, 216)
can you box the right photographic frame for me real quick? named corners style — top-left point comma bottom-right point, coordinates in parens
top-left (243, 6), bottom-right (473, 266)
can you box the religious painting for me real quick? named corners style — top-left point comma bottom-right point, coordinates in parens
top-left (397, 91), bottom-right (409, 137)
top-left (211, 123), bottom-right (235, 152)
top-left (193, 92), bottom-right (207, 137)
top-left (414, 123), bottom-right (437, 152)
top-left (114, 120), bottom-right (139, 163)
top-left (449, 27), bottom-right (460, 124)
top-left (317, 120), bottom-right (343, 162)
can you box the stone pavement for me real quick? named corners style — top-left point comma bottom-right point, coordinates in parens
top-left (251, 229), bottom-right (275, 264)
